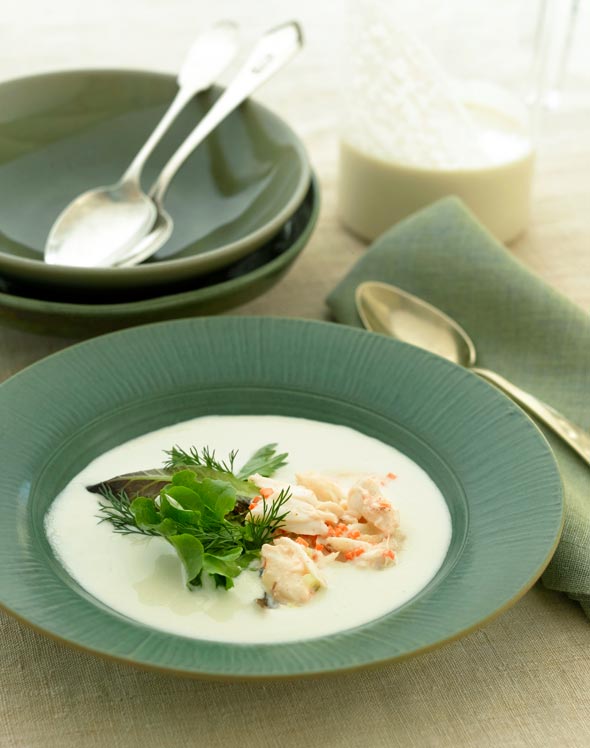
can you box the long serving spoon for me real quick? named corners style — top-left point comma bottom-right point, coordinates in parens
top-left (44, 21), bottom-right (240, 268)
top-left (114, 21), bottom-right (303, 269)
top-left (356, 281), bottom-right (590, 467)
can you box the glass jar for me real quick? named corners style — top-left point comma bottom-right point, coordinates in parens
top-left (338, 0), bottom-right (550, 243)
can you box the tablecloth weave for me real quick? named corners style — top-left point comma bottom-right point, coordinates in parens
top-left (327, 197), bottom-right (590, 617)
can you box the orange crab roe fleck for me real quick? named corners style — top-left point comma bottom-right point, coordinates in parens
top-left (345, 548), bottom-right (366, 561)
top-left (248, 495), bottom-right (262, 510)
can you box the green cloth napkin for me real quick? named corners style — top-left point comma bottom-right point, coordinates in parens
top-left (327, 196), bottom-right (590, 617)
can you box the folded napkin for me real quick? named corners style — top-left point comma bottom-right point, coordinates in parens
top-left (328, 197), bottom-right (590, 617)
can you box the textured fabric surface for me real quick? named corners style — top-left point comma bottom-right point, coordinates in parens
top-left (1, 0), bottom-right (590, 743)
top-left (328, 197), bottom-right (590, 616)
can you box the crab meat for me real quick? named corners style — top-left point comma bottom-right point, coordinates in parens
top-left (347, 477), bottom-right (400, 534)
top-left (354, 539), bottom-right (398, 568)
top-left (261, 537), bottom-right (327, 605)
top-left (295, 472), bottom-right (347, 508)
top-left (323, 536), bottom-right (397, 568)
top-left (249, 474), bottom-right (339, 535)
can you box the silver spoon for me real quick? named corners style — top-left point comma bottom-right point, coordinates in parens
top-left (356, 281), bottom-right (590, 467)
top-left (44, 21), bottom-right (240, 268)
top-left (114, 20), bottom-right (303, 269)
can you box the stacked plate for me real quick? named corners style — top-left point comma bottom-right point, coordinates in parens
top-left (0, 70), bottom-right (318, 337)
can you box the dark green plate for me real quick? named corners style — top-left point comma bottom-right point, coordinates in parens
top-left (0, 70), bottom-right (310, 291)
top-left (0, 317), bottom-right (563, 680)
top-left (0, 175), bottom-right (318, 337)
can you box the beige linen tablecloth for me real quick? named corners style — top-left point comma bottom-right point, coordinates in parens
top-left (1, 1), bottom-right (590, 745)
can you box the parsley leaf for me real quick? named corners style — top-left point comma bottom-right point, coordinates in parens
top-left (237, 443), bottom-right (289, 480)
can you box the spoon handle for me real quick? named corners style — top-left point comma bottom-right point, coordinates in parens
top-left (149, 21), bottom-right (303, 204)
top-left (121, 21), bottom-right (239, 185)
top-left (473, 367), bottom-right (590, 466)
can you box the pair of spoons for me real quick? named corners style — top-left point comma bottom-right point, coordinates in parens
top-left (45, 21), bottom-right (302, 269)
top-left (357, 282), bottom-right (590, 467)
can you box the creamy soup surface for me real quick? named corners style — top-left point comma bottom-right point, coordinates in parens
top-left (45, 415), bottom-right (452, 643)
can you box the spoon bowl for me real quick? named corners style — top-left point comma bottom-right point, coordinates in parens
top-left (115, 209), bottom-right (173, 268)
top-left (356, 281), bottom-right (476, 367)
top-left (45, 183), bottom-right (157, 268)
top-left (356, 280), bottom-right (590, 467)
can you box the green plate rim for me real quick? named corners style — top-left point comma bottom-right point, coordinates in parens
top-left (0, 317), bottom-right (564, 679)
top-left (0, 174), bottom-right (319, 317)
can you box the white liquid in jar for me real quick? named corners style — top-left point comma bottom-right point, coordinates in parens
top-left (339, 5), bottom-right (535, 242)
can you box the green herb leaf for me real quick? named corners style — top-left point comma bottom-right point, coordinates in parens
top-left (129, 497), bottom-right (160, 526)
top-left (164, 483), bottom-right (202, 510)
top-left (202, 549), bottom-right (243, 587)
top-left (237, 443), bottom-right (289, 480)
top-left (159, 494), bottom-right (201, 526)
top-left (168, 534), bottom-right (204, 586)
top-left (236, 550), bottom-right (260, 570)
top-left (130, 498), bottom-right (179, 537)
top-left (168, 472), bottom-right (237, 520)
top-left (197, 479), bottom-right (237, 520)
top-left (212, 574), bottom-right (234, 590)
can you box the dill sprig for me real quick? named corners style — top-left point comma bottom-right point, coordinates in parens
top-left (97, 487), bottom-right (157, 537)
top-left (243, 489), bottom-right (291, 548)
top-left (164, 445), bottom-right (237, 474)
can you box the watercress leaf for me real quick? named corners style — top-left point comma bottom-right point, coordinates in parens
top-left (237, 443), bottom-right (289, 480)
top-left (219, 548), bottom-right (243, 562)
top-left (198, 479), bottom-right (236, 520)
top-left (167, 534), bottom-right (204, 585)
top-left (159, 494), bottom-right (201, 526)
top-left (203, 553), bottom-right (241, 578)
top-left (130, 497), bottom-right (161, 527)
top-left (170, 469), bottom-right (200, 489)
top-left (212, 573), bottom-right (234, 590)
top-left (170, 471), bottom-right (237, 515)
top-left (164, 485), bottom-right (202, 511)
top-left (87, 470), bottom-right (172, 500)
top-left (129, 499), bottom-right (180, 536)
top-left (153, 517), bottom-right (180, 537)
top-left (169, 462), bottom-right (258, 500)
top-left (236, 550), bottom-right (260, 570)
top-left (188, 570), bottom-right (203, 588)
